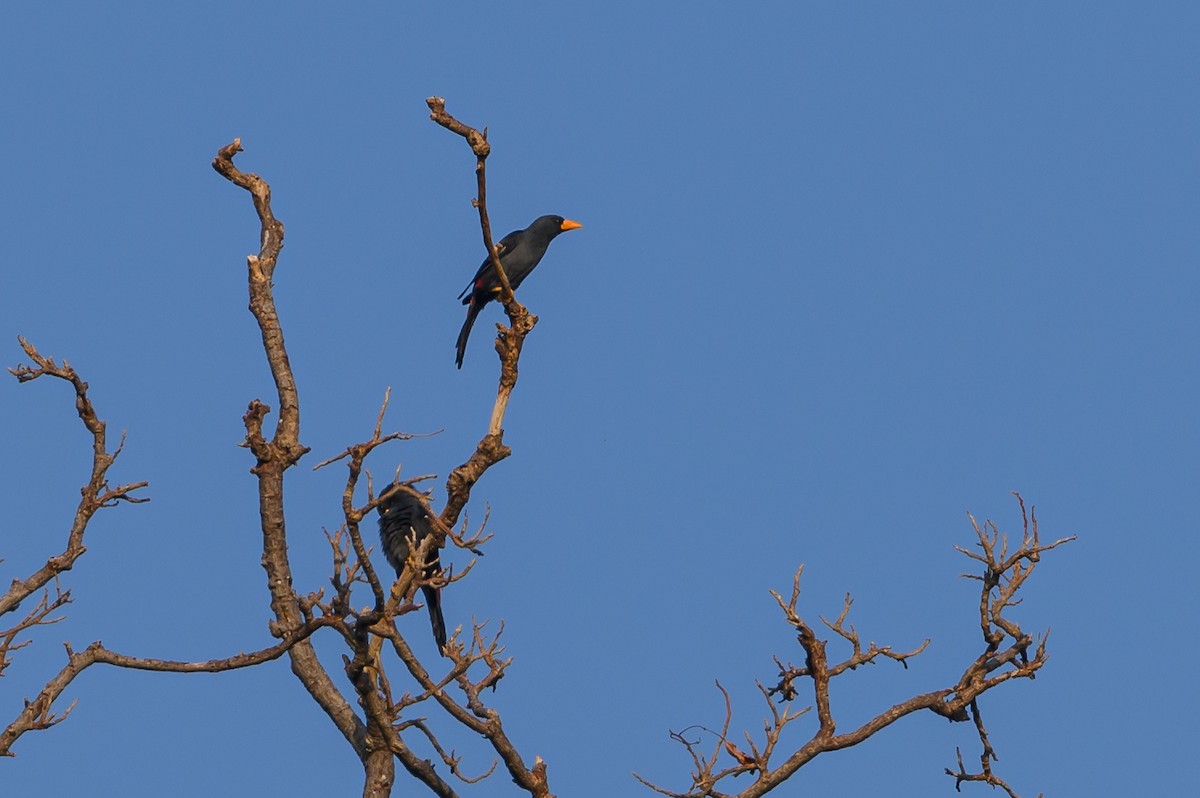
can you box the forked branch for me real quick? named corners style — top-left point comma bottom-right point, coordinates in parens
top-left (3, 338), bottom-right (149, 621)
top-left (213, 141), bottom-right (367, 778)
top-left (427, 96), bottom-right (537, 461)
top-left (638, 496), bottom-right (1071, 798)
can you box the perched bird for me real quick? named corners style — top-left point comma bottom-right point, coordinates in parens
top-left (455, 214), bottom-right (583, 368)
top-left (377, 487), bottom-right (447, 652)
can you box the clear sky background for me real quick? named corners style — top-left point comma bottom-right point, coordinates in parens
top-left (2, 3), bottom-right (1196, 796)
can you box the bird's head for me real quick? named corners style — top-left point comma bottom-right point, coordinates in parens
top-left (532, 214), bottom-right (583, 238)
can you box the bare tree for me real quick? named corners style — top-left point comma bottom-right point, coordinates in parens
top-left (1, 100), bottom-right (1071, 798)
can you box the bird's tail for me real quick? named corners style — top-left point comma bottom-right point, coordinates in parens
top-left (421, 584), bottom-right (448, 652)
top-left (455, 300), bottom-right (483, 369)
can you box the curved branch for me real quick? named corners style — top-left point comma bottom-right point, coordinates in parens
top-left (374, 621), bottom-right (554, 798)
top-left (3, 338), bottom-right (149, 621)
top-left (213, 140), bottom-right (363, 759)
top-left (426, 97), bottom-right (539, 529)
top-left (0, 618), bottom-right (337, 756)
top-left (646, 497), bottom-right (1072, 798)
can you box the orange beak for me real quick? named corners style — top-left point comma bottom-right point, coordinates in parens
top-left (560, 219), bottom-right (583, 232)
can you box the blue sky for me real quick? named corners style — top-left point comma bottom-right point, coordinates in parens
top-left (2, 2), bottom-right (1196, 795)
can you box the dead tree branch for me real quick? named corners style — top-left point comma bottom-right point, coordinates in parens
top-left (637, 495), bottom-right (1072, 798)
top-left (0, 581), bottom-right (70, 681)
top-left (427, 97), bottom-right (537, 531)
top-left (3, 338), bottom-right (149, 622)
top-left (317, 386), bottom-right (555, 796)
top-left (0, 343), bottom-right (333, 755)
top-left (212, 118), bottom-right (556, 796)
top-left (212, 140), bottom-right (382, 790)
top-left (2, 339), bottom-right (149, 750)
top-left (0, 617), bottom-right (338, 757)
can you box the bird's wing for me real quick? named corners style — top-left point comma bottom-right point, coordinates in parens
top-left (457, 239), bottom-right (511, 301)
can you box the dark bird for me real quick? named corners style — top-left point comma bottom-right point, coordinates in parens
top-left (455, 214), bottom-right (583, 368)
top-left (378, 487), bottom-right (447, 653)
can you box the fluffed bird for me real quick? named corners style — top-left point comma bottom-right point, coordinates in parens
top-left (377, 487), bottom-right (447, 652)
top-left (455, 214), bottom-right (582, 368)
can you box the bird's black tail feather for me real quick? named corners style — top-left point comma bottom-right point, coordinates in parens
top-left (455, 300), bottom-right (483, 368)
top-left (421, 584), bottom-right (448, 652)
